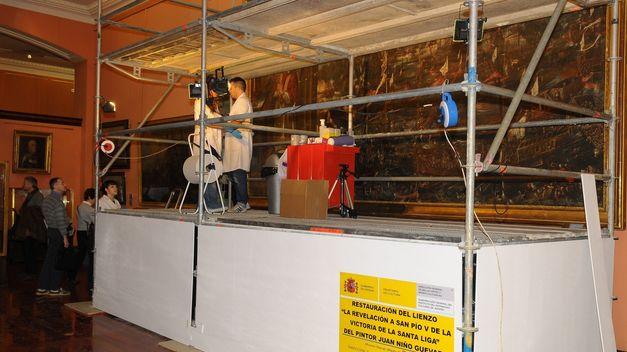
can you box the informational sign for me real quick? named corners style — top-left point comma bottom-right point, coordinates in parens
top-left (340, 272), bottom-right (455, 352)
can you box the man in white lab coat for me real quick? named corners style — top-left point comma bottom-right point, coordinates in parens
top-left (223, 77), bottom-right (253, 213)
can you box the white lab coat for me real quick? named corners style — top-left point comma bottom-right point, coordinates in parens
top-left (223, 93), bottom-right (253, 172)
top-left (193, 99), bottom-right (223, 157)
top-left (99, 195), bottom-right (121, 210)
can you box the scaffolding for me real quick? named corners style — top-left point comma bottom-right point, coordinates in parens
top-left (93, 0), bottom-right (620, 349)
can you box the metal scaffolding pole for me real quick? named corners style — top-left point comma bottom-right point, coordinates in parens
top-left (480, 84), bottom-right (608, 119)
top-left (107, 117), bottom-right (605, 150)
top-left (218, 123), bottom-right (318, 136)
top-left (348, 55), bottom-right (355, 135)
top-left (357, 176), bottom-right (464, 182)
top-left (483, 164), bottom-right (609, 181)
top-left (95, 0), bottom-right (102, 215)
top-left (198, 0), bottom-right (208, 224)
top-left (607, 0), bottom-right (619, 236)
top-left (106, 83), bottom-right (464, 136)
top-left (101, 80), bottom-right (178, 176)
top-left (105, 59), bottom-right (196, 77)
top-left (354, 117), bottom-right (607, 140)
top-left (104, 61), bottom-right (187, 86)
top-left (212, 25), bottom-right (320, 64)
top-left (461, 1), bottom-right (479, 350)
top-left (102, 19), bottom-right (162, 34)
top-left (483, 0), bottom-right (568, 167)
top-left (108, 135), bottom-right (187, 145)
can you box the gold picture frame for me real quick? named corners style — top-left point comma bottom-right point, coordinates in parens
top-left (13, 130), bottom-right (52, 174)
top-left (0, 162), bottom-right (8, 256)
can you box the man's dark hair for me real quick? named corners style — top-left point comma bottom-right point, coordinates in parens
top-left (24, 176), bottom-right (38, 188)
top-left (49, 177), bottom-right (60, 190)
top-left (102, 180), bottom-right (118, 194)
top-left (229, 77), bottom-right (246, 92)
top-left (84, 188), bottom-right (96, 201)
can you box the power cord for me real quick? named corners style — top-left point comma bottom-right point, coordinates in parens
top-left (102, 143), bottom-right (179, 160)
top-left (443, 129), bottom-right (504, 352)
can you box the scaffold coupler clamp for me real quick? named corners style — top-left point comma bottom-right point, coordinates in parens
top-left (461, 70), bottom-right (481, 94)
top-left (458, 241), bottom-right (481, 251)
top-left (457, 325), bottom-right (479, 334)
top-left (474, 154), bottom-right (483, 176)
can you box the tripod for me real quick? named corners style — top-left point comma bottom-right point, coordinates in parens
top-left (328, 164), bottom-right (357, 218)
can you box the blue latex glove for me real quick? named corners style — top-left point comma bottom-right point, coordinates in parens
top-left (225, 127), bottom-right (242, 139)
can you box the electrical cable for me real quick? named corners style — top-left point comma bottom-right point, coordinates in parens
top-left (102, 143), bottom-right (179, 160)
top-left (443, 129), bottom-right (504, 352)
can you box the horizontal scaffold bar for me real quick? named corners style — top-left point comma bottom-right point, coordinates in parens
top-left (480, 84), bottom-right (608, 119)
top-left (483, 164), bottom-right (610, 181)
top-left (105, 83), bottom-right (465, 136)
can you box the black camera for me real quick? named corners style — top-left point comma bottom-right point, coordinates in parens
top-left (188, 66), bottom-right (228, 99)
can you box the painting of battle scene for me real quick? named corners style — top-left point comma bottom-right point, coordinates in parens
top-left (250, 8), bottom-right (610, 217)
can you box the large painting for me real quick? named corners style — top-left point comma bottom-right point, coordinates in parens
top-left (0, 162), bottom-right (7, 256)
top-left (249, 8), bottom-right (615, 225)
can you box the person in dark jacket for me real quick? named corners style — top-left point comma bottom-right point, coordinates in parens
top-left (14, 176), bottom-right (46, 278)
top-left (37, 177), bottom-right (71, 296)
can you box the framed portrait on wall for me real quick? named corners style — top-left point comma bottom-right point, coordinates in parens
top-left (0, 162), bottom-right (8, 256)
top-left (13, 131), bottom-right (52, 174)
top-left (100, 120), bottom-right (130, 170)
top-left (101, 171), bottom-right (126, 205)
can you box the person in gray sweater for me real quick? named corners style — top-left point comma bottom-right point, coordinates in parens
top-left (37, 177), bottom-right (71, 296)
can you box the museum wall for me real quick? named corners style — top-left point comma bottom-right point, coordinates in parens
top-left (0, 70), bottom-right (75, 117)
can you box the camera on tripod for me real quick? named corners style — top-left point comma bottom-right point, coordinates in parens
top-left (188, 66), bottom-right (228, 100)
top-left (330, 164), bottom-right (358, 218)
top-left (338, 164), bottom-right (357, 179)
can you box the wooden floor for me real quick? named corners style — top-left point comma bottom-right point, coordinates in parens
top-left (0, 258), bottom-right (170, 351)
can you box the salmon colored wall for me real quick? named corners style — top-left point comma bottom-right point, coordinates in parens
top-left (0, 120), bottom-right (83, 222)
top-left (0, 4), bottom-right (96, 204)
top-left (0, 70), bottom-right (75, 117)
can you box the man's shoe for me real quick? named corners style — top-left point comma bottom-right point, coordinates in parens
top-left (35, 289), bottom-right (48, 296)
top-left (206, 207), bottom-right (225, 214)
top-left (47, 289), bottom-right (71, 296)
top-left (229, 202), bottom-right (248, 213)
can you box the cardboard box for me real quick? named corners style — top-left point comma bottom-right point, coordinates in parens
top-left (280, 179), bottom-right (328, 220)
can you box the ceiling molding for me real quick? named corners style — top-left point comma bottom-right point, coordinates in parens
top-left (0, 0), bottom-right (132, 24)
top-left (0, 57), bottom-right (75, 80)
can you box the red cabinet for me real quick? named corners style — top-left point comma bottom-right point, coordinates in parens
top-left (287, 144), bottom-right (359, 208)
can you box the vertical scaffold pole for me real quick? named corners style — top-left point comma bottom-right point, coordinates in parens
top-left (348, 55), bottom-right (355, 135)
top-left (608, 0), bottom-right (619, 237)
top-left (95, 0), bottom-right (102, 215)
top-left (198, 0), bottom-right (208, 223)
top-left (461, 1), bottom-right (480, 351)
